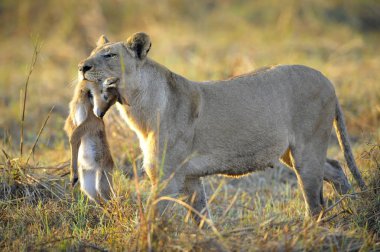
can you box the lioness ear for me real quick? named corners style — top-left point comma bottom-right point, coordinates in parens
top-left (96, 35), bottom-right (109, 47)
top-left (125, 32), bottom-right (151, 60)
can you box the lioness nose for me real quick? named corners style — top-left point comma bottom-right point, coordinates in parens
top-left (78, 62), bottom-right (93, 73)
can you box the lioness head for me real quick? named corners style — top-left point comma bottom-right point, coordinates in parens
top-left (78, 32), bottom-right (151, 86)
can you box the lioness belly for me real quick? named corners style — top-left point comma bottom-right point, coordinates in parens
top-left (222, 143), bottom-right (286, 175)
top-left (187, 140), bottom-right (288, 177)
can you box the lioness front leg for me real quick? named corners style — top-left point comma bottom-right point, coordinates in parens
top-left (154, 177), bottom-right (180, 217)
top-left (183, 177), bottom-right (208, 226)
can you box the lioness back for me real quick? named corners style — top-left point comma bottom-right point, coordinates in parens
top-left (194, 64), bottom-right (336, 160)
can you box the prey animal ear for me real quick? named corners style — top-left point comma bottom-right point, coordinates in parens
top-left (125, 32), bottom-right (151, 60)
top-left (96, 35), bottom-right (109, 47)
top-left (103, 77), bottom-right (119, 89)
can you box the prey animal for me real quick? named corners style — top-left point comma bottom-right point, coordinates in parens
top-left (64, 77), bottom-right (120, 202)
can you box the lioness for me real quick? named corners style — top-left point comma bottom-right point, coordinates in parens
top-left (64, 77), bottom-right (120, 202)
top-left (77, 33), bottom-right (366, 219)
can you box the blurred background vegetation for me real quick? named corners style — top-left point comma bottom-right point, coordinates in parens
top-left (1, 0), bottom-right (379, 161)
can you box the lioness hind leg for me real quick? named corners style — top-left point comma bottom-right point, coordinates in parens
top-left (296, 158), bottom-right (325, 217)
top-left (324, 158), bottom-right (352, 195)
top-left (281, 150), bottom-right (351, 195)
top-left (290, 145), bottom-right (325, 217)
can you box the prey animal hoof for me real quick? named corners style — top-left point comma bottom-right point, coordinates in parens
top-left (71, 177), bottom-right (79, 187)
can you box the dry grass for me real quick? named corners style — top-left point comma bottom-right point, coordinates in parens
top-left (0, 0), bottom-right (380, 251)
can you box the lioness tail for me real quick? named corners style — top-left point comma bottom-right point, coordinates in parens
top-left (334, 102), bottom-right (366, 190)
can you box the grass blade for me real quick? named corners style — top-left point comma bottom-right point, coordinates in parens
top-left (26, 106), bottom-right (54, 165)
top-left (20, 37), bottom-right (42, 157)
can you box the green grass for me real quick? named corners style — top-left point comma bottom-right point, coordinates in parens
top-left (1, 0), bottom-right (380, 251)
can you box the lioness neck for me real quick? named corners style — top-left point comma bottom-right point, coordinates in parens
top-left (121, 59), bottom-right (173, 132)
top-left (117, 58), bottom-right (199, 173)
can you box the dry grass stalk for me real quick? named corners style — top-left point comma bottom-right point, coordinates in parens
top-left (20, 38), bottom-right (41, 157)
top-left (26, 106), bottom-right (54, 164)
top-left (132, 159), bottom-right (150, 250)
top-left (154, 196), bottom-right (222, 239)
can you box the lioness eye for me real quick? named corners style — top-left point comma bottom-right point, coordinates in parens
top-left (103, 53), bottom-right (117, 58)
top-left (103, 94), bottom-right (108, 101)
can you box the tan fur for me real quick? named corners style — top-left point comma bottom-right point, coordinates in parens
top-left (64, 78), bottom-right (119, 202)
top-left (78, 32), bottom-right (366, 219)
